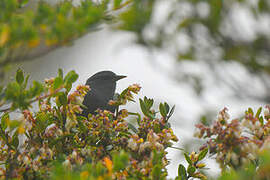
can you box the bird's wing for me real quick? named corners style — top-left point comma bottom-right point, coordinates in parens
top-left (82, 88), bottom-right (114, 114)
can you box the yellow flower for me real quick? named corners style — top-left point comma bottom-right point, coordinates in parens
top-left (80, 171), bottom-right (89, 179)
top-left (97, 176), bottom-right (104, 180)
top-left (0, 25), bottom-right (10, 47)
top-left (28, 38), bottom-right (40, 48)
top-left (18, 124), bottom-right (25, 134)
top-left (137, 138), bottom-right (144, 143)
top-left (40, 24), bottom-right (48, 33)
top-left (196, 163), bottom-right (206, 168)
top-left (45, 38), bottom-right (58, 46)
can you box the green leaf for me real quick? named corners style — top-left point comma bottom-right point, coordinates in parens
top-left (184, 153), bottom-right (192, 165)
top-left (119, 88), bottom-right (128, 98)
top-left (1, 113), bottom-right (9, 130)
top-left (147, 99), bottom-right (154, 109)
top-left (144, 96), bottom-right (153, 109)
top-left (64, 70), bottom-right (78, 85)
top-left (198, 148), bottom-right (208, 161)
top-left (53, 77), bottom-right (63, 90)
top-left (148, 111), bottom-right (156, 119)
top-left (29, 81), bottom-right (44, 97)
top-left (187, 165), bottom-right (196, 175)
top-left (35, 112), bottom-right (50, 132)
top-left (140, 97), bottom-right (156, 119)
top-left (5, 82), bottom-right (20, 100)
top-left (64, 71), bottom-right (78, 92)
top-left (164, 102), bottom-right (170, 114)
top-left (140, 98), bottom-right (149, 117)
top-left (11, 131), bottom-right (19, 148)
top-left (16, 68), bottom-right (24, 85)
top-left (259, 116), bottom-right (264, 125)
top-left (114, 0), bottom-right (123, 8)
top-left (178, 164), bottom-right (187, 180)
top-left (57, 92), bottom-right (67, 106)
top-left (152, 150), bottom-right (163, 165)
top-left (152, 164), bottom-right (162, 180)
top-left (58, 68), bottom-right (63, 79)
top-left (22, 74), bottom-right (30, 89)
top-left (255, 107), bottom-right (262, 118)
top-left (95, 162), bottom-right (106, 176)
top-left (9, 120), bottom-right (21, 131)
top-left (247, 107), bottom-right (253, 116)
top-left (19, 0), bottom-right (29, 6)
top-left (113, 151), bottom-right (129, 171)
top-left (159, 103), bottom-right (167, 117)
top-left (77, 117), bottom-right (87, 133)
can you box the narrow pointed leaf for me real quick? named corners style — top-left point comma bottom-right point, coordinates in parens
top-left (159, 103), bottom-right (167, 117)
top-left (140, 98), bottom-right (149, 117)
top-left (187, 165), bottom-right (196, 175)
top-left (178, 164), bottom-right (187, 180)
top-left (164, 102), bottom-right (170, 114)
top-left (255, 107), bottom-right (262, 118)
top-left (16, 69), bottom-right (24, 85)
top-left (198, 148), bottom-right (208, 161)
top-left (184, 153), bottom-right (192, 165)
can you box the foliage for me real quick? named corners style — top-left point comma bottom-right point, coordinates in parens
top-left (195, 106), bottom-right (270, 179)
top-left (1, 70), bottom-right (270, 179)
top-left (0, 0), bottom-right (130, 77)
top-left (175, 148), bottom-right (208, 180)
top-left (0, 69), bottom-right (182, 179)
top-left (2, 0), bottom-right (270, 179)
top-left (3, 0), bottom-right (270, 101)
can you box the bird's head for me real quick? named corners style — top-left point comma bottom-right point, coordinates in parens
top-left (86, 71), bottom-right (126, 88)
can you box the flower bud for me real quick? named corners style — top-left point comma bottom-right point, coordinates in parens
top-left (196, 163), bottom-right (206, 168)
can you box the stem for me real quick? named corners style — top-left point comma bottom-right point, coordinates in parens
top-left (0, 125), bottom-right (14, 151)
top-left (61, 105), bottom-right (67, 132)
top-left (0, 86), bottom-right (64, 113)
top-left (115, 105), bottom-right (120, 119)
top-left (5, 151), bottom-right (19, 179)
top-left (112, 0), bottom-right (132, 11)
top-left (169, 146), bottom-right (185, 151)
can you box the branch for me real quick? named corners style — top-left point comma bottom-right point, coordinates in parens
top-left (112, 0), bottom-right (133, 11)
top-left (0, 44), bottom-right (59, 68)
top-left (0, 86), bottom-right (64, 113)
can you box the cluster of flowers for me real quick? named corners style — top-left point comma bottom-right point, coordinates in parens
top-left (0, 72), bottom-right (179, 179)
top-left (127, 126), bottom-right (178, 177)
top-left (195, 106), bottom-right (270, 172)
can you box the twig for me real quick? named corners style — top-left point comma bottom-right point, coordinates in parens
top-left (112, 0), bottom-right (133, 11)
top-left (0, 125), bottom-right (14, 151)
top-left (0, 45), bottom-right (58, 68)
top-left (169, 146), bottom-right (185, 152)
top-left (0, 86), bottom-right (64, 113)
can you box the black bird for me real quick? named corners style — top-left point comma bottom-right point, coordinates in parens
top-left (81, 71), bottom-right (126, 116)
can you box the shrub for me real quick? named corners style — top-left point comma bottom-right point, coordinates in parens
top-left (0, 69), bottom-right (180, 179)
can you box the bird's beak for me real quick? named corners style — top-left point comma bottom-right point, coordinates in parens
top-left (115, 75), bottom-right (127, 81)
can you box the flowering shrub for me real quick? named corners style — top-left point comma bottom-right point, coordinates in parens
top-left (2, 69), bottom-right (270, 179)
top-left (0, 69), bottom-right (184, 179)
top-left (195, 106), bottom-right (270, 179)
